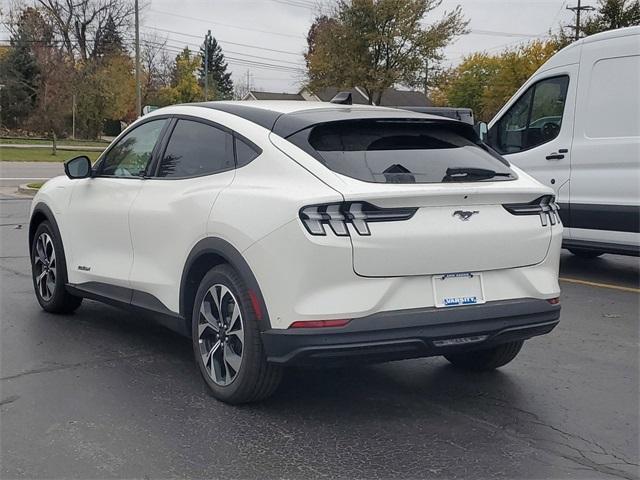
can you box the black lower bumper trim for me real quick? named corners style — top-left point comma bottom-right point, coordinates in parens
top-left (261, 298), bottom-right (560, 365)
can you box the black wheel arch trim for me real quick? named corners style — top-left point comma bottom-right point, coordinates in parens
top-left (29, 202), bottom-right (70, 281)
top-left (180, 237), bottom-right (272, 333)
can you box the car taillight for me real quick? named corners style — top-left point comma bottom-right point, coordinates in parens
top-left (299, 202), bottom-right (417, 236)
top-left (503, 195), bottom-right (560, 226)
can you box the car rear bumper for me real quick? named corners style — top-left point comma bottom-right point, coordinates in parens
top-left (261, 298), bottom-right (560, 366)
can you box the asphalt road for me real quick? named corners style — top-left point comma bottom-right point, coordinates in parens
top-left (0, 162), bottom-right (64, 188)
top-left (1, 195), bottom-right (638, 480)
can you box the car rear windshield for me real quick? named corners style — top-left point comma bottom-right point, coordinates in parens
top-left (288, 119), bottom-right (514, 184)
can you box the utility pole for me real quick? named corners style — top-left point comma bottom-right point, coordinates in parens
top-left (424, 59), bottom-right (429, 96)
top-left (72, 94), bottom-right (76, 140)
top-left (134, 0), bottom-right (141, 116)
top-left (204, 30), bottom-right (210, 101)
top-left (567, 0), bottom-right (595, 41)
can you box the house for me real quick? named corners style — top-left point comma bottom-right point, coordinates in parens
top-left (243, 87), bottom-right (431, 107)
top-left (242, 91), bottom-right (305, 101)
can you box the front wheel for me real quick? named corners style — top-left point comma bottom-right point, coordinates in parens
top-left (31, 221), bottom-right (83, 313)
top-left (192, 264), bottom-right (282, 404)
top-left (444, 340), bottom-right (524, 371)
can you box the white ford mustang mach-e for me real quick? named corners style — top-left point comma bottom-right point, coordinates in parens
top-left (29, 101), bottom-right (562, 403)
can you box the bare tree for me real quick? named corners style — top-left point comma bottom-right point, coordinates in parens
top-left (36, 0), bottom-right (135, 61)
top-left (140, 32), bottom-right (172, 105)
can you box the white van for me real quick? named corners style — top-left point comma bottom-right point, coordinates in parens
top-left (485, 27), bottom-right (639, 258)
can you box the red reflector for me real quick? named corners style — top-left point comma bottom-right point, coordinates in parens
top-left (547, 297), bottom-right (560, 305)
top-left (248, 289), bottom-right (263, 321)
top-left (289, 319), bottom-right (351, 329)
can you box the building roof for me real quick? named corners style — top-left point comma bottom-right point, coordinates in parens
top-left (244, 91), bottom-right (305, 101)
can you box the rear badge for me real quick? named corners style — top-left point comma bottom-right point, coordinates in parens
top-left (453, 210), bottom-right (479, 221)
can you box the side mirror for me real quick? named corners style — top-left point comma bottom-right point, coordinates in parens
top-left (64, 156), bottom-right (92, 179)
top-left (475, 122), bottom-right (488, 142)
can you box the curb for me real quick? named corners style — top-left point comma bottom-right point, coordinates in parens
top-left (17, 183), bottom-right (39, 196)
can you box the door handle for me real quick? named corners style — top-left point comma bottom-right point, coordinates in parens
top-left (546, 153), bottom-right (565, 160)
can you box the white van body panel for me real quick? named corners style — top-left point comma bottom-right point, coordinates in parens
top-left (488, 27), bottom-right (640, 256)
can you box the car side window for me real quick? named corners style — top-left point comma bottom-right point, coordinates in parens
top-left (235, 137), bottom-right (261, 168)
top-left (99, 119), bottom-right (167, 177)
top-left (157, 120), bottom-right (234, 178)
top-left (493, 75), bottom-right (569, 154)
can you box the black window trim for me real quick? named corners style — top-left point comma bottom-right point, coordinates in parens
top-left (146, 114), bottom-right (263, 180)
top-left (92, 115), bottom-right (173, 179)
top-left (493, 74), bottom-right (570, 155)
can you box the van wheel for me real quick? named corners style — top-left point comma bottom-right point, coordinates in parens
top-left (192, 264), bottom-right (282, 404)
top-left (444, 340), bottom-right (524, 371)
top-left (31, 221), bottom-right (83, 313)
top-left (568, 248), bottom-right (604, 259)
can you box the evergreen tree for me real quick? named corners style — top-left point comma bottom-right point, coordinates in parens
top-left (96, 15), bottom-right (127, 58)
top-left (198, 33), bottom-right (233, 100)
top-left (0, 8), bottom-right (46, 128)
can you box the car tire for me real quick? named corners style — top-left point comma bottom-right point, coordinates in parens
top-left (192, 264), bottom-right (282, 404)
top-left (444, 340), bottom-right (524, 371)
top-left (568, 248), bottom-right (604, 259)
top-left (31, 221), bottom-right (83, 314)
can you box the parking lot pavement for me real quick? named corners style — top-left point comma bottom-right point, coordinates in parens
top-left (1, 195), bottom-right (638, 480)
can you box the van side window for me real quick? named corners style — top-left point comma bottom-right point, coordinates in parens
top-left (493, 75), bottom-right (569, 154)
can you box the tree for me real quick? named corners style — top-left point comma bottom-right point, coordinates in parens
top-left (36, 0), bottom-right (135, 61)
top-left (0, 8), bottom-right (47, 128)
top-left (434, 40), bottom-right (559, 121)
top-left (305, 0), bottom-right (468, 105)
top-left (95, 14), bottom-right (127, 58)
top-left (156, 48), bottom-right (203, 105)
top-left (582, 0), bottom-right (640, 35)
top-left (554, 0), bottom-right (640, 46)
top-left (199, 33), bottom-right (233, 100)
top-left (141, 34), bottom-right (173, 106)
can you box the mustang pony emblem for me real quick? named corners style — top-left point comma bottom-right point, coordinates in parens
top-left (453, 210), bottom-right (479, 221)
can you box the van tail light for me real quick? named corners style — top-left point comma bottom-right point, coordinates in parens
top-left (289, 319), bottom-right (351, 329)
top-left (299, 202), bottom-right (417, 236)
top-left (503, 195), bottom-right (560, 226)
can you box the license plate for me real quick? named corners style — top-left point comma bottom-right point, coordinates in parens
top-left (433, 272), bottom-right (485, 308)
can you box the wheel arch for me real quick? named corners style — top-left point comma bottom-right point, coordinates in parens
top-left (29, 203), bottom-right (70, 280)
top-left (180, 237), bottom-right (272, 335)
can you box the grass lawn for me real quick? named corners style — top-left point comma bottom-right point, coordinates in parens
top-left (1, 137), bottom-right (109, 147)
top-left (1, 148), bottom-right (102, 162)
top-left (27, 182), bottom-right (45, 190)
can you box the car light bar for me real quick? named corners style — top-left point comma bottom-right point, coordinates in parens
top-left (299, 202), bottom-right (417, 236)
top-left (502, 195), bottom-right (560, 227)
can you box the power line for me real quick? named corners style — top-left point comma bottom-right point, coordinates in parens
top-left (141, 25), bottom-right (302, 56)
top-left (148, 9), bottom-right (304, 39)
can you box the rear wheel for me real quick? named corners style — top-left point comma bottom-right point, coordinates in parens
top-left (444, 340), bottom-right (524, 371)
top-left (568, 248), bottom-right (604, 259)
top-left (31, 221), bottom-right (83, 313)
top-left (192, 264), bottom-right (282, 404)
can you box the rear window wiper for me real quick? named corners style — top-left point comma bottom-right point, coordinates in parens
top-left (442, 167), bottom-right (512, 182)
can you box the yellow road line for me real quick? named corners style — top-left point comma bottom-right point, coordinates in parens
top-left (560, 277), bottom-right (640, 293)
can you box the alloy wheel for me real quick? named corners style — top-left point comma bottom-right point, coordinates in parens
top-left (197, 284), bottom-right (245, 386)
top-left (33, 232), bottom-right (56, 301)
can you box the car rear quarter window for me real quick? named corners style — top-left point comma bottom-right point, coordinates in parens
top-left (289, 119), bottom-right (513, 184)
top-left (235, 137), bottom-right (261, 168)
top-left (157, 120), bottom-right (234, 178)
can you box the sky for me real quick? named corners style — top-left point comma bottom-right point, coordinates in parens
top-left (2, 0), bottom-right (597, 93)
